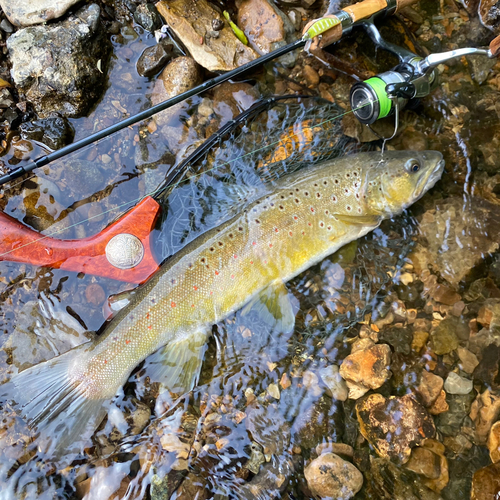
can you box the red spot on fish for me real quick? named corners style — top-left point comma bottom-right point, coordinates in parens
top-left (191, 304), bottom-right (195, 307)
top-left (310, 207), bottom-right (315, 213)
top-left (269, 243), bottom-right (273, 248)
top-left (308, 222), bottom-right (312, 226)
top-left (302, 231), bottom-right (305, 235)
top-left (171, 302), bottom-right (176, 308)
top-left (104, 359), bottom-right (108, 364)
top-left (146, 313), bottom-right (150, 319)
top-left (126, 339), bottom-right (131, 344)
top-left (252, 241), bottom-right (256, 246)
top-left (215, 270), bottom-right (219, 275)
top-left (250, 260), bottom-right (254, 264)
top-left (194, 286), bottom-right (198, 290)
top-left (234, 255), bottom-right (237, 259)
top-left (264, 260), bottom-right (268, 264)
top-left (274, 228), bottom-right (279, 232)
top-left (210, 291), bottom-right (213, 295)
top-left (289, 231), bottom-right (293, 236)
top-left (231, 274), bottom-right (235, 279)
top-left (293, 216), bottom-right (298, 220)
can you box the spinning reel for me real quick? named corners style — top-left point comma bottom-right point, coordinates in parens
top-left (349, 20), bottom-right (499, 136)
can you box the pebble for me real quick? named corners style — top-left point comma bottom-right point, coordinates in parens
top-left (136, 43), bottom-right (173, 77)
top-left (339, 341), bottom-right (391, 399)
top-left (356, 394), bottom-right (436, 464)
top-left (412, 330), bottom-right (429, 351)
top-left (280, 372), bottom-right (291, 389)
top-left (318, 365), bottom-right (348, 401)
top-left (430, 317), bottom-right (460, 355)
top-left (267, 383), bottom-right (280, 400)
top-left (417, 370), bottom-right (444, 407)
top-left (457, 346), bottom-right (479, 373)
top-left (471, 462), bottom-right (500, 500)
top-left (444, 372), bottom-right (474, 395)
top-left (304, 453), bottom-right (363, 500)
top-left (316, 442), bottom-right (354, 460)
top-left (133, 3), bottom-right (161, 32)
top-left (428, 390), bottom-right (449, 415)
top-left (488, 420), bottom-right (500, 463)
top-left (432, 284), bottom-right (462, 306)
top-left (302, 370), bottom-right (322, 397)
top-left (469, 390), bottom-right (500, 444)
top-left (85, 283), bottom-right (106, 306)
top-left (405, 446), bottom-right (441, 479)
top-left (303, 65), bottom-right (320, 87)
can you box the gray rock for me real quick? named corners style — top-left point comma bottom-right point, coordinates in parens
top-left (0, 18), bottom-right (14, 33)
top-left (318, 364), bottom-right (348, 401)
top-left (305, 453), bottom-right (363, 500)
top-left (19, 115), bottom-right (75, 150)
top-left (0, 0), bottom-right (82, 27)
top-left (134, 3), bottom-right (161, 32)
top-left (444, 372), bottom-right (474, 395)
top-left (468, 54), bottom-right (497, 84)
top-left (7, 4), bottom-right (111, 118)
top-left (136, 43), bottom-right (173, 77)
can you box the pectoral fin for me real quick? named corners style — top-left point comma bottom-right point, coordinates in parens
top-left (242, 281), bottom-right (296, 334)
top-left (334, 214), bottom-right (382, 226)
top-left (144, 327), bottom-right (211, 393)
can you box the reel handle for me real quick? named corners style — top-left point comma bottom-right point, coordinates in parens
top-left (490, 34), bottom-right (500, 58)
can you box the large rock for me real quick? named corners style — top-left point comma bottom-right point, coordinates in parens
top-left (471, 462), bottom-right (500, 500)
top-left (356, 394), bottom-right (436, 464)
top-left (0, 0), bottom-right (82, 27)
top-left (156, 0), bottom-right (258, 72)
top-left (7, 4), bottom-right (110, 118)
top-left (304, 453), bottom-right (363, 500)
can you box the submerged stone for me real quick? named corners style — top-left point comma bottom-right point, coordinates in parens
top-left (471, 462), bottom-right (500, 500)
top-left (444, 372), bottom-right (474, 395)
top-left (356, 394), bottom-right (436, 464)
top-left (19, 115), bottom-right (75, 150)
top-left (136, 42), bottom-right (173, 77)
top-left (304, 453), bottom-right (363, 500)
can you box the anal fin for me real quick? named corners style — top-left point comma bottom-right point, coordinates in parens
top-left (242, 281), bottom-right (296, 334)
top-left (143, 327), bottom-right (211, 394)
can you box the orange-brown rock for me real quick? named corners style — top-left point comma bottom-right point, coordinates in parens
top-left (339, 341), bottom-right (391, 399)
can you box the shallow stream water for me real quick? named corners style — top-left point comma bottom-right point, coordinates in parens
top-left (1, 1), bottom-right (500, 499)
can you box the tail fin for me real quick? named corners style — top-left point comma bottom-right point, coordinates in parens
top-left (1, 343), bottom-right (107, 462)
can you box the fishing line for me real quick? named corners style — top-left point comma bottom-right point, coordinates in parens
top-left (0, 98), bottom-right (378, 260)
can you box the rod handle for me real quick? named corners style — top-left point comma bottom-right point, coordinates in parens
top-left (490, 34), bottom-right (500, 57)
top-left (0, 196), bottom-right (160, 283)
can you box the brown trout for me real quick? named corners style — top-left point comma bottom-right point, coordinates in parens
top-left (2, 150), bottom-right (444, 455)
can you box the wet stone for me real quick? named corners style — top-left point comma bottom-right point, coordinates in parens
top-left (379, 326), bottom-right (412, 355)
top-left (0, 0), bottom-right (82, 27)
top-left (417, 370), bottom-right (444, 407)
top-left (363, 456), bottom-right (442, 500)
top-left (356, 394), bottom-right (436, 464)
top-left (291, 395), bottom-right (344, 451)
top-left (428, 390), bottom-right (449, 415)
top-left (156, 0), bottom-right (258, 72)
top-left (19, 115), bottom-right (75, 150)
top-left (318, 364), bottom-right (348, 401)
top-left (430, 317), bottom-right (464, 355)
top-left (471, 462), bottom-right (500, 500)
top-left (405, 446), bottom-right (441, 479)
top-left (133, 3), bottom-right (161, 32)
top-left (7, 4), bottom-right (111, 118)
top-left (435, 392), bottom-right (475, 437)
top-left (457, 347), bottom-right (479, 373)
top-left (151, 57), bottom-right (202, 128)
top-left (444, 372), bottom-right (474, 395)
top-left (136, 43), bottom-right (173, 77)
top-left (488, 420), bottom-right (500, 463)
top-left (339, 341), bottom-right (392, 399)
top-left (469, 390), bottom-right (500, 444)
top-left (473, 343), bottom-right (500, 389)
top-left (304, 453), bottom-right (363, 500)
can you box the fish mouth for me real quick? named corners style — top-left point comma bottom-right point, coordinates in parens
top-left (415, 155), bottom-right (445, 199)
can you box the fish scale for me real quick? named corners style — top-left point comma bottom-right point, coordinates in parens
top-left (2, 150), bottom-right (444, 457)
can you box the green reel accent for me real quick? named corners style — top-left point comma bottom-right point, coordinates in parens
top-left (364, 77), bottom-right (392, 119)
top-left (303, 17), bottom-right (340, 40)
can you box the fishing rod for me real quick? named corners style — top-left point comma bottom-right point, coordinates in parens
top-left (0, 0), bottom-right (415, 187)
top-left (0, 0), bottom-right (499, 284)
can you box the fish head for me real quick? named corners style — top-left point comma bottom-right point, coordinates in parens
top-left (363, 150), bottom-right (444, 216)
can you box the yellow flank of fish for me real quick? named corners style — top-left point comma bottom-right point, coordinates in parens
top-left (2, 150), bottom-right (444, 458)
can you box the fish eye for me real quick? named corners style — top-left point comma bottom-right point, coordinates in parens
top-left (406, 159), bottom-right (421, 173)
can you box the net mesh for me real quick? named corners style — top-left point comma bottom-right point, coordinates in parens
top-left (154, 96), bottom-right (359, 260)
